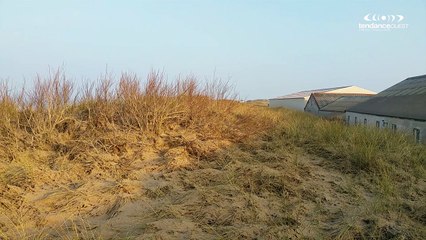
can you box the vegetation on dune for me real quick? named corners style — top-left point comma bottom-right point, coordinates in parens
top-left (0, 70), bottom-right (424, 239)
top-left (0, 70), bottom-right (277, 239)
top-left (0, 70), bottom-right (272, 140)
top-left (270, 109), bottom-right (426, 239)
top-left (280, 110), bottom-right (425, 177)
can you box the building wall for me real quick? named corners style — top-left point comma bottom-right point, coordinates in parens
top-left (305, 104), bottom-right (344, 118)
top-left (346, 111), bottom-right (426, 143)
top-left (269, 86), bottom-right (376, 111)
top-left (304, 96), bottom-right (319, 114)
top-left (304, 96), bottom-right (344, 118)
top-left (268, 98), bottom-right (307, 111)
top-left (328, 86), bottom-right (376, 94)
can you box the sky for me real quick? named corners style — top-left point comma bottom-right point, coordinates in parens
top-left (1, 0), bottom-right (425, 99)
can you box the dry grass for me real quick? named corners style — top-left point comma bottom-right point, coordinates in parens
top-left (271, 109), bottom-right (426, 239)
top-left (0, 70), bottom-right (276, 239)
top-left (0, 71), bottom-right (424, 239)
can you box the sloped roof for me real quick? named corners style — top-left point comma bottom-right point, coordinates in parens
top-left (310, 93), bottom-right (374, 109)
top-left (321, 96), bottom-right (373, 112)
top-left (348, 74), bottom-right (426, 121)
top-left (270, 86), bottom-right (350, 100)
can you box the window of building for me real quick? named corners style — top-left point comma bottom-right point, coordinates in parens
top-left (382, 120), bottom-right (388, 128)
top-left (347, 116), bottom-right (350, 124)
top-left (354, 117), bottom-right (358, 125)
top-left (391, 124), bottom-right (397, 132)
top-left (364, 118), bottom-right (367, 125)
top-left (376, 121), bottom-right (380, 128)
top-left (413, 128), bottom-right (421, 143)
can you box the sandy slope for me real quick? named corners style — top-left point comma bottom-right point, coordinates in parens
top-left (85, 150), bottom-right (357, 239)
top-left (1, 128), bottom-right (424, 239)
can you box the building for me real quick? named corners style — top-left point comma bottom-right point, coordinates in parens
top-left (269, 86), bottom-right (376, 111)
top-left (346, 74), bottom-right (426, 143)
top-left (304, 93), bottom-right (374, 118)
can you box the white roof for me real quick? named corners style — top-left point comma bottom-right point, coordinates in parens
top-left (270, 86), bottom-right (351, 100)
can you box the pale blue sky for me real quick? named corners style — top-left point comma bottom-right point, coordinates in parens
top-left (1, 0), bottom-right (425, 99)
